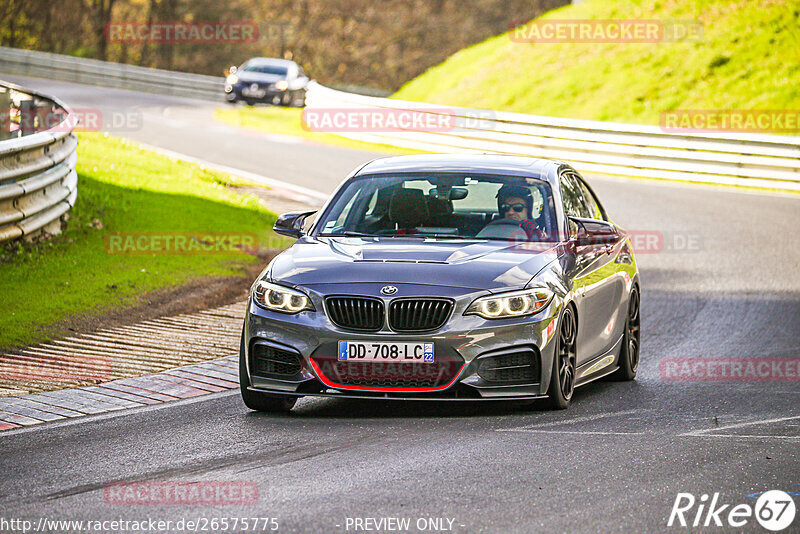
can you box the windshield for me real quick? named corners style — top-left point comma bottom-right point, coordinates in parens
top-left (243, 64), bottom-right (288, 76)
top-left (314, 173), bottom-right (557, 241)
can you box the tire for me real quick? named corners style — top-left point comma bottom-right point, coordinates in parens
top-left (610, 286), bottom-right (640, 381)
top-left (245, 99), bottom-right (256, 107)
top-left (239, 332), bottom-right (297, 413)
top-left (546, 306), bottom-right (577, 410)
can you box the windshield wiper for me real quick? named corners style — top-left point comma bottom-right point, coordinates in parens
top-left (381, 233), bottom-right (480, 240)
top-left (321, 231), bottom-right (378, 238)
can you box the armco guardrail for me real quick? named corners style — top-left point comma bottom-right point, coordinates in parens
top-left (306, 82), bottom-right (800, 192)
top-left (0, 80), bottom-right (78, 243)
top-left (0, 46), bottom-right (223, 101)
top-left (2, 47), bottom-right (797, 192)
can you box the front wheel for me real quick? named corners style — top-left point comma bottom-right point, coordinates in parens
top-left (611, 287), bottom-right (640, 381)
top-left (239, 332), bottom-right (297, 413)
top-left (546, 306), bottom-right (577, 410)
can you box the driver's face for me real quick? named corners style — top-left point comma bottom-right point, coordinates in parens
top-left (501, 196), bottom-right (529, 221)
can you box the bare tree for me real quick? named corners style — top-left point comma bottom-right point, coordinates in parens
top-left (84, 0), bottom-right (117, 60)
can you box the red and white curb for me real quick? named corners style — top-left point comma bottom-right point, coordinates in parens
top-left (0, 355), bottom-right (239, 431)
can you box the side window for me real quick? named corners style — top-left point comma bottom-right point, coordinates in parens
top-left (576, 178), bottom-right (605, 221)
top-left (560, 173), bottom-right (590, 219)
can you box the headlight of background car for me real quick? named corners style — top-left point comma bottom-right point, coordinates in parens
top-left (225, 74), bottom-right (239, 85)
top-left (274, 80), bottom-right (289, 91)
top-left (465, 288), bottom-right (553, 319)
top-left (253, 281), bottom-right (314, 313)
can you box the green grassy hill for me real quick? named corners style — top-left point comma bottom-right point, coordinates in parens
top-left (393, 0), bottom-right (800, 124)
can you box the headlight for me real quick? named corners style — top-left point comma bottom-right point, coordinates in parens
top-left (465, 288), bottom-right (553, 319)
top-left (226, 74), bottom-right (239, 85)
top-left (274, 80), bottom-right (289, 91)
top-left (253, 281), bottom-right (314, 314)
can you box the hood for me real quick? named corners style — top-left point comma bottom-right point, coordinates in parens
top-left (269, 236), bottom-right (559, 291)
top-left (236, 71), bottom-right (285, 85)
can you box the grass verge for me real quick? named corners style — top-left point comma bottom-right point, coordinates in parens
top-left (0, 132), bottom-right (290, 349)
top-left (393, 0), bottom-right (800, 125)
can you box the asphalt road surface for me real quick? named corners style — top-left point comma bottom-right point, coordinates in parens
top-left (2, 76), bottom-right (799, 533)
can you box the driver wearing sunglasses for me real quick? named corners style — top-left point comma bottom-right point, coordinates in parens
top-left (496, 185), bottom-right (546, 241)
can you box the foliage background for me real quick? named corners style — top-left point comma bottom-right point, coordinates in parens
top-left (0, 0), bottom-right (566, 92)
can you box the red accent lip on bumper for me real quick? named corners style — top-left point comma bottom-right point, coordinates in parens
top-left (309, 358), bottom-right (465, 393)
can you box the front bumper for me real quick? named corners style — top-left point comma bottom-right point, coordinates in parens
top-left (225, 84), bottom-right (292, 102)
top-left (243, 287), bottom-right (561, 400)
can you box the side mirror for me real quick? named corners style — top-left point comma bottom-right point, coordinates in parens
top-left (274, 210), bottom-right (316, 238)
top-left (568, 217), bottom-right (619, 247)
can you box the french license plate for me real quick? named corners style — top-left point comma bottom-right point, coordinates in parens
top-left (338, 341), bottom-right (434, 363)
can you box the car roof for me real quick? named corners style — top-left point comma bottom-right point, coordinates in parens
top-left (244, 57), bottom-right (297, 67)
top-left (355, 154), bottom-right (566, 184)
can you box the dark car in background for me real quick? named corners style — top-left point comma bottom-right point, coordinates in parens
top-left (239, 154), bottom-right (641, 413)
top-left (224, 58), bottom-right (309, 106)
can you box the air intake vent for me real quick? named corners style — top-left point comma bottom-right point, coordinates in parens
top-left (251, 344), bottom-right (303, 379)
top-left (326, 297), bottom-right (384, 331)
top-left (388, 298), bottom-right (453, 332)
top-left (477, 348), bottom-right (540, 384)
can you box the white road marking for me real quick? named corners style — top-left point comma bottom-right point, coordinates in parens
top-left (680, 414), bottom-right (800, 437)
top-left (498, 409), bottom-right (643, 433)
top-left (503, 430), bottom-right (644, 436)
top-left (682, 434), bottom-right (800, 441)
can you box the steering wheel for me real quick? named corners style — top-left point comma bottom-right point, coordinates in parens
top-left (484, 218), bottom-right (524, 228)
top-left (475, 218), bottom-right (528, 240)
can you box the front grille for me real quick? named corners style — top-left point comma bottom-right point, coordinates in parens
top-left (312, 357), bottom-right (464, 389)
top-left (477, 349), bottom-right (539, 384)
top-left (326, 297), bottom-right (384, 331)
top-left (251, 343), bottom-right (303, 379)
top-left (329, 361), bottom-right (448, 388)
top-left (388, 299), bottom-right (453, 332)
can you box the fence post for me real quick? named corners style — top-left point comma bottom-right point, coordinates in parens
top-left (0, 87), bottom-right (11, 140)
top-left (20, 99), bottom-right (36, 136)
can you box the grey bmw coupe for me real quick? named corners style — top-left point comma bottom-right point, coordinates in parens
top-left (240, 154), bottom-right (640, 412)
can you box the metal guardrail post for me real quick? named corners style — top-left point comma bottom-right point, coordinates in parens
top-left (19, 99), bottom-right (36, 136)
top-left (0, 87), bottom-right (10, 140)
